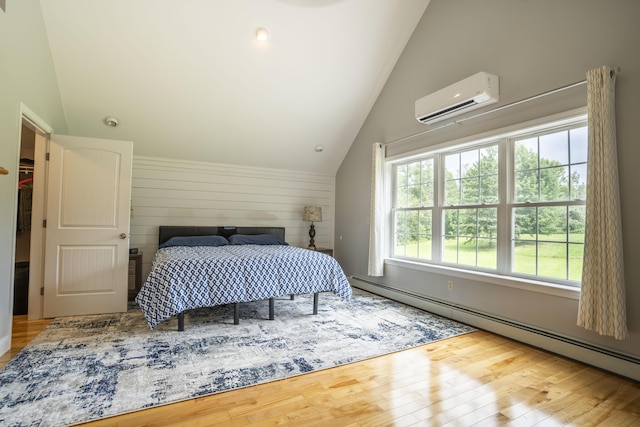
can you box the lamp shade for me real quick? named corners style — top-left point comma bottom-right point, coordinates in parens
top-left (303, 206), bottom-right (322, 222)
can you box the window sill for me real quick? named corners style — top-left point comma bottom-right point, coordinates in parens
top-left (384, 258), bottom-right (580, 300)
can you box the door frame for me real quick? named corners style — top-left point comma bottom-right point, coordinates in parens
top-left (19, 103), bottom-right (53, 320)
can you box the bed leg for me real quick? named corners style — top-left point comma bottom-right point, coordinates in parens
top-left (290, 295), bottom-right (294, 300)
top-left (234, 303), bottom-right (240, 325)
top-left (178, 312), bottom-right (184, 331)
top-left (313, 293), bottom-right (319, 315)
top-left (269, 298), bottom-right (275, 320)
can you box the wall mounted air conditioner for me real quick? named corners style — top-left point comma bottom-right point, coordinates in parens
top-left (415, 72), bottom-right (499, 124)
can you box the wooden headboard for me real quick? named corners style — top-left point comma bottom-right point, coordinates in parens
top-left (158, 226), bottom-right (286, 245)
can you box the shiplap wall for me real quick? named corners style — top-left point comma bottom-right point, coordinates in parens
top-left (129, 156), bottom-right (335, 277)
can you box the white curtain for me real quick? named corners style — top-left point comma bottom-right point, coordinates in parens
top-left (576, 66), bottom-right (627, 340)
top-left (368, 142), bottom-right (385, 276)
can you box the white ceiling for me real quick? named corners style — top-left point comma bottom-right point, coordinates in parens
top-left (39, 0), bottom-right (429, 175)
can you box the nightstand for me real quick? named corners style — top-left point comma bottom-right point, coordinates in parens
top-left (314, 248), bottom-right (333, 257)
top-left (128, 252), bottom-right (142, 301)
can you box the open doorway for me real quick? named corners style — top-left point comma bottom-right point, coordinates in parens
top-left (13, 124), bottom-right (36, 316)
top-left (15, 109), bottom-right (133, 320)
top-left (16, 105), bottom-right (53, 322)
top-left (13, 108), bottom-right (133, 326)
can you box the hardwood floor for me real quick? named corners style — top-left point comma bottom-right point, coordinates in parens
top-left (0, 315), bottom-right (51, 368)
top-left (3, 316), bottom-right (640, 426)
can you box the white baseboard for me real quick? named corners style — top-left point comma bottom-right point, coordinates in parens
top-left (350, 276), bottom-right (640, 382)
top-left (0, 334), bottom-right (10, 358)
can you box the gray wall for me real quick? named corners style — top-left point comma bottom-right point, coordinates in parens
top-left (0, 1), bottom-right (67, 353)
top-left (336, 0), bottom-right (640, 360)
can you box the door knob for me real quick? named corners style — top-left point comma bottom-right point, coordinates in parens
top-left (120, 233), bottom-right (128, 239)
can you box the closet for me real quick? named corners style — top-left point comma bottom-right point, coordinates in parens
top-left (14, 124), bottom-right (35, 315)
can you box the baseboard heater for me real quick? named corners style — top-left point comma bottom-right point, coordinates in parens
top-left (350, 276), bottom-right (640, 381)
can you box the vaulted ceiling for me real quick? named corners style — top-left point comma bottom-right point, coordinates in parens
top-left (38, 0), bottom-right (430, 175)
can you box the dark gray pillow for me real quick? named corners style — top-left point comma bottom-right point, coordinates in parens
top-left (159, 235), bottom-right (229, 248)
top-left (228, 234), bottom-right (288, 246)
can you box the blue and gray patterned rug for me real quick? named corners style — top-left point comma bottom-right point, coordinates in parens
top-left (0, 288), bottom-right (475, 427)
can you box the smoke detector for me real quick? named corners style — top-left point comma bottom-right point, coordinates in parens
top-left (104, 117), bottom-right (119, 127)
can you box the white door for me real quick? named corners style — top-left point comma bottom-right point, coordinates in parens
top-left (43, 135), bottom-right (133, 318)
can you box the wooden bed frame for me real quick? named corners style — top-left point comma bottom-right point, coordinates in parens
top-left (157, 226), bottom-right (318, 331)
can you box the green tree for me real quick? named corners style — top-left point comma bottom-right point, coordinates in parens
top-left (456, 141), bottom-right (581, 241)
top-left (446, 146), bottom-right (499, 247)
top-left (395, 160), bottom-right (434, 248)
top-left (513, 141), bottom-right (569, 238)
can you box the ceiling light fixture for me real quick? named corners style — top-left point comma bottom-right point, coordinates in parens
top-left (255, 27), bottom-right (270, 42)
top-left (104, 117), bottom-right (119, 127)
top-left (314, 145), bottom-right (324, 152)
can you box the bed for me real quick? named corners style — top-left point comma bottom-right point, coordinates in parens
top-left (135, 226), bottom-right (352, 330)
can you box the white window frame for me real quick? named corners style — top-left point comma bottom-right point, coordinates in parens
top-left (386, 108), bottom-right (588, 298)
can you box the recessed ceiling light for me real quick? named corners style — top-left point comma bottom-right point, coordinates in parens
top-left (255, 27), bottom-right (270, 42)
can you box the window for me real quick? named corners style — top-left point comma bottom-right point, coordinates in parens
top-left (394, 159), bottom-right (434, 259)
top-left (443, 145), bottom-right (499, 269)
top-left (391, 114), bottom-right (588, 286)
top-left (511, 126), bottom-right (588, 282)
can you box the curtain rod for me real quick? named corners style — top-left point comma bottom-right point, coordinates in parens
top-left (384, 76), bottom-right (599, 147)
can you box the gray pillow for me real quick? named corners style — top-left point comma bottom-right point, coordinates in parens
top-left (228, 234), bottom-right (287, 246)
top-left (159, 235), bottom-right (229, 248)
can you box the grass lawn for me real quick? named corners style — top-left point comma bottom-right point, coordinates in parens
top-left (396, 234), bottom-right (584, 281)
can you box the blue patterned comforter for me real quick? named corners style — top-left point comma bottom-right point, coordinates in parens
top-left (136, 245), bottom-right (352, 329)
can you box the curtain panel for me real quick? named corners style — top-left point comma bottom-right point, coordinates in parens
top-left (576, 66), bottom-right (627, 340)
top-left (368, 143), bottom-right (385, 276)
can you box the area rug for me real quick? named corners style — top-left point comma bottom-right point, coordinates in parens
top-left (0, 288), bottom-right (475, 427)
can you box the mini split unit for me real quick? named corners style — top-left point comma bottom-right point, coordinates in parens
top-left (415, 72), bottom-right (499, 124)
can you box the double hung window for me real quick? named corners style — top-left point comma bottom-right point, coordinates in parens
top-left (391, 114), bottom-right (588, 286)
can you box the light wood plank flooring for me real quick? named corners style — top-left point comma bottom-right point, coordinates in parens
top-left (3, 315), bottom-right (640, 426)
top-left (0, 315), bottom-right (51, 368)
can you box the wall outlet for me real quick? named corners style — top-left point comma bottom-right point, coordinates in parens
top-left (447, 280), bottom-right (454, 291)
